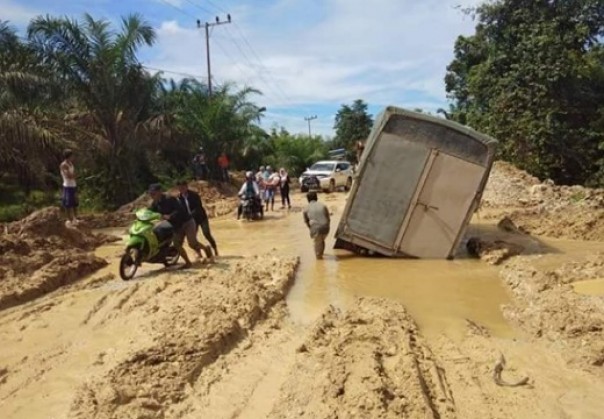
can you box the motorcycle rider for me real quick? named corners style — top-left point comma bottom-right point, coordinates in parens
top-left (237, 171), bottom-right (261, 220)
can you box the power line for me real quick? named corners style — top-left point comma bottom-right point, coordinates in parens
top-left (156, 0), bottom-right (197, 19)
top-left (205, 0), bottom-right (229, 14)
top-left (212, 37), bottom-right (255, 85)
top-left (181, 0), bottom-right (213, 15)
top-left (221, 27), bottom-right (292, 106)
top-left (225, 24), bottom-right (307, 111)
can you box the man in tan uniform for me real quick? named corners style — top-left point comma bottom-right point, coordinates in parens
top-left (303, 192), bottom-right (330, 259)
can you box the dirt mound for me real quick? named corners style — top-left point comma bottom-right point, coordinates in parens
top-left (270, 298), bottom-right (456, 419)
top-left (481, 161), bottom-right (604, 240)
top-left (0, 207), bottom-right (113, 311)
top-left (482, 161), bottom-right (541, 208)
top-left (70, 255), bottom-right (298, 419)
top-left (0, 254), bottom-right (106, 311)
top-left (83, 180), bottom-right (240, 229)
top-left (5, 207), bottom-right (116, 250)
top-left (501, 254), bottom-right (604, 368)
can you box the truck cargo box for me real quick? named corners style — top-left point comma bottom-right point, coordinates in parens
top-left (334, 106), bottom-right (497, 259)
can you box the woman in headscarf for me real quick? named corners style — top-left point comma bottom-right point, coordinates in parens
top-left (279, 167), bottom-right (291, 209)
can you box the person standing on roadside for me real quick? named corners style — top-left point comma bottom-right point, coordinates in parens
top-left (176, 180), bottom-right (218, 257)
top-left (217, 152), bottom-right (230, 183)
top-left (60, 149), bottom-right (79, 226)
top-left (303, 192), bottom-right (330, 259)
top-left (279, 167), bottom-right (291, 209)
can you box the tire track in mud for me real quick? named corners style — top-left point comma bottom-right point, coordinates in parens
top-left (168, 309), bottom-right (305, 418)
top-left (269, 298), bottom-right (456, 419)
top-left (70, 256), bottom-right (299, 419)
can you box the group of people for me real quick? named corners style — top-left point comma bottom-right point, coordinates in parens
top-left (236, 166), bottom-right (291, 219)
top-left (60, 148), bottom-right (330, 267)
top-left (236, 167), bottom-right (331, 259)
top-left (147, 181), bottom-right (218, 268)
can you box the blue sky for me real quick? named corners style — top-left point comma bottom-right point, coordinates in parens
top-left (2, 0), bottom-right (481, 136)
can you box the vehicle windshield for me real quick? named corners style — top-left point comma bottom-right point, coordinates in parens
top-left (309, 163), bottom-right (335, 172)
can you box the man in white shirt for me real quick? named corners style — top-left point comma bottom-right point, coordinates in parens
top-left (60, 149), bottom-right (78, 226)
top-left (264, 166), bottom-right (281, 212)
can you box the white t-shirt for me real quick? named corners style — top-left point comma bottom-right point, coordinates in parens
top-left (268, 173), bottom-right (280, 187)
top-left (61, 162), bottom-right (76, 187)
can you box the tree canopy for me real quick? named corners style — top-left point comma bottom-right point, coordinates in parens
top-left (0, 13), bottom-right (333, 218)
top-left (332, 99), bottom-right (373, 161)
top-left (445, 0), bottom-right (604, 186)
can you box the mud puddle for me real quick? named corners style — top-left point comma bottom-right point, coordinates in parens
top-left (200, 196), bottom-right (511, 339)
top-left (573, 279), bottom-right (604, 296)
top-left (96, 193), bottom-right (604, 339)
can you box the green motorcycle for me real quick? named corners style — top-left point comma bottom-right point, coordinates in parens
top-left (119, 209), bottom-right (180, 280)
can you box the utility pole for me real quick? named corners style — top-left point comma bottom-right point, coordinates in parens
top-left (197, 14), bottom-right (231, 96)
top-left (304, 115), bottom-right (317, 137)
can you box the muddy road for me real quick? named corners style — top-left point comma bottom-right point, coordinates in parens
top-left (2, 167), bottom-right (604, 418)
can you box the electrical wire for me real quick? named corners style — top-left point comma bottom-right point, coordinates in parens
top-left (155, 0), bottom-right (197, 19)
top-left (181, 0), bottom-right (214, 15)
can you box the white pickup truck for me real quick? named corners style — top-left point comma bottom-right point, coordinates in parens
top-left (298, 160), bottom-right (354, 193)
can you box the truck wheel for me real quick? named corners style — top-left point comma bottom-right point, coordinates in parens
top-left (344, 177), bottom-right (352, 191)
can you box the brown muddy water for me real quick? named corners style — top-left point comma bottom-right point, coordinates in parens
top-left (573, 278), bottom-right (604, 296)
top-left (98, 194), bottom-right (604, 339)
top-left (100, 197), bottom-right (513, 339)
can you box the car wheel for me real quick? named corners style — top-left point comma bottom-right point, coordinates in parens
top-left (344, 177), bottom-right (352, 191)
top-left (328, 179), bottom-right (336, 193)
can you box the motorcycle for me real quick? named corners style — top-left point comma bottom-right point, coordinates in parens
top-left (241, 196), bottom-right (264, 221)
top-left (119, 209), bottom-right (180, 280)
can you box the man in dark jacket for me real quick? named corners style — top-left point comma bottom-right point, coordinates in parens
top-left (149, 183), bottom-right (212, 267)
top-left (176, 181), bottom-right (218, 256)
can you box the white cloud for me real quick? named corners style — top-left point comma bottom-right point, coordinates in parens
top-left (0, 0), bottom-right (42, 25)
top-left (147, 0), bottom-right (481, 135)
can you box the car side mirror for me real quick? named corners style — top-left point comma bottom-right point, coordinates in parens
top-left (335, 168), bottom-right (341, 172)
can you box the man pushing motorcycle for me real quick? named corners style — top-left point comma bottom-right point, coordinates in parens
top-left (148, 183), bottom-right (211, 268)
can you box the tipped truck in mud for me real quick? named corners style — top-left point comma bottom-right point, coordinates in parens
top-left (334, 106), bottom-right (497, 259)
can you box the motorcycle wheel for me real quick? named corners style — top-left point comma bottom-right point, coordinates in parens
top-left (163, 247), bottom-right (180, 267)
top-left (119, 247), bottom-right (140, 280)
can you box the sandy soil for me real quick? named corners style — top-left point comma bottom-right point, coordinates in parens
top-left (0, 207), bottom-right (113, 310)
top-left (481, 161), bottom-right (604, 240)
top-left (1, 162), bottom-right (604, 418)
top-left (81, 179), bottom-right (240, 229)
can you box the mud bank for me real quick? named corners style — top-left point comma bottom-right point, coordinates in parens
top-left (501, 253), bottom-right (604, 368)
top-left (82, 179), bottom-right (239, 229)
top-left (0, 207), bottom-right (112, 310)
top-left (271, 298), bottom-right (455, 418)
top-left (69, 255), bottom-right (298, 419)
top-left (482, 161), bottom-right (604, 241)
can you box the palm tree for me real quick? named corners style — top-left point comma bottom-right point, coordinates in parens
top-left (27, 14), bottom-right (158, 205)
top-left (172, 80), bottom-right (266, 178)
top-left (0, 20), bottom-right (64, 190)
